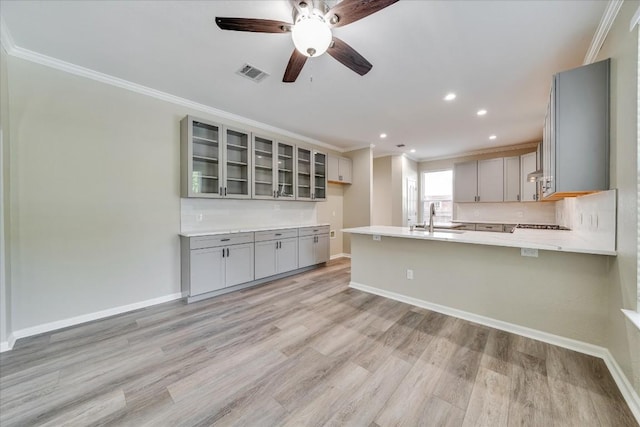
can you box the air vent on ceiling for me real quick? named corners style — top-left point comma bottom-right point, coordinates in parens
top-left (236, 63), bottom-right (269, 82)
top-left (396, 144), bottom-right (406, 148)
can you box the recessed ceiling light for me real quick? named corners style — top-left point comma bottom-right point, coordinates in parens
top-left (380, 133), bottom-right (387, 139)
top-left (477, 109), bottom-right (487, 116)
top-left (489, 135), bottom-right (497, 140)
top-left (410, 149), bottom-right (416, 153)
top-left (444, 93), bottom-right (456, 101)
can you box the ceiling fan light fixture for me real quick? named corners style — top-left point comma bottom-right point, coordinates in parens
top-left (292, 13), bottom-right (332, 57)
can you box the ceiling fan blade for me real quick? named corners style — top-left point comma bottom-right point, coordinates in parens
top-left (215, 17), bottom-right (291, 33)
top-left (327, 37), bottom-right (372, 76)
top-left (283, 49), bottom-right (308, 82)
top-left (326, 0), bottom-right (399, 28)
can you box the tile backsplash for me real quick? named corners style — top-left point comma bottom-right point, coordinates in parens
top-left (181, 198), bottom-right (318, 232)
top-left (555, 189), bottom-right (616, 250)
top-left (454, 202), bottom-right (557, 224)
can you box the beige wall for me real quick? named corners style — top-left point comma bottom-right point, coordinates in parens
top-left (401, 156), bottom-right (418, 226)
top-left (350, 234), bottom-right (609, 345)
top-left (597, 0), bottom-right (640, 395)
top-left (343, 147), bottom-right (373, 253)
top-left (316, 183), bottom-right (344, 257)
top-left (372, 155), bottom-right (416, 227)
top-left (5, 54), bottom-right (346, 333)
top-left (0, 45), bottom-right (11, 345)
top-left (391, 156), bottom-right (403, 226)
top-left (372, 156), bottom-right (392, 226)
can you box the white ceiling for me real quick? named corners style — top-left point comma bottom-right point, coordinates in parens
top-left (0, 0), bottom-right (607, 160)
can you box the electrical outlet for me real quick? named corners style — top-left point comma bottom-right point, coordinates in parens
top-left (406, 269), bottom-right (414, 280)
top-left (330, 230), bottom-right (336, 239)
top-left (373, 235), bottom-right (381, 241)
top-left (521, 248), bottom-right (538, 257)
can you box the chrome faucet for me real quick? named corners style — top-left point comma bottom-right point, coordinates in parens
top-left (429, 202), bottom-right (435, 233)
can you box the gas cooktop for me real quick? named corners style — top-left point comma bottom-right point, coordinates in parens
top-left (516, 224), bottom-right (570, 230)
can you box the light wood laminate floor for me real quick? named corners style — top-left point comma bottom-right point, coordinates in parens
top-left (1, 259), bottom-right (637, 426)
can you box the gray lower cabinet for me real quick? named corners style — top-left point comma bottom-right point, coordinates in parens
top-left (299, 226), bottom-right (330, 268)
top-left (182, 225), bottom-right (328, 302)
top-left (254, 228), bottom-right (299, 280)
top-left (181, 233), bottom-right (255, 298)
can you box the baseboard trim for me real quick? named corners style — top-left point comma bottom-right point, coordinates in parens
top-left (9, 292), bottom-right (183, 344)
top-left (330, 253), bottom-right (351, 260)
top-left (601, 348), bottom-right (640, 423)
top-left (349, 281), bottom-right (640, 423)
top-left (0, 333), bottom-right (16, 353)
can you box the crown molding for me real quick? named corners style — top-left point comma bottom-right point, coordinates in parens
top-left (0, 19), bottom-right (344, 154)
top-left (584, 0), bottom-right (624, 64)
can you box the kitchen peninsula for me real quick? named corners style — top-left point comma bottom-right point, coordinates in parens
top-left (343, 205), bottom-right (616, 347)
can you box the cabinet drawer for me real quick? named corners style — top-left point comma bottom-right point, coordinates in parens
top-left (475, 223), bottom-right (503, 232)
top-left (189, 232), bottom-right (254, 249)
top-left (299, 225), bottom-right (330, 237)
top-left (456, 223), bottom-right (477, 231)
top-left (255, 228), bottom-right (299, 242)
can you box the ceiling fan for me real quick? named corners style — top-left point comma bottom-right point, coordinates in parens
top-left (215, 0), bottom-right (399, 83)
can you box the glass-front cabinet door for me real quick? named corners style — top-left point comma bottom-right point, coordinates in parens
top-left (252, 135), bottom-right (276, 199)
top-left (296, 147), bottom-right (312, 200)
top-left (313, 151), bottom-right (327, 200)
top-left (224, 127), bottom-right (251, 198)
top-left (181, 116), bottom-right (223, 198)
top-left (276, 142), bottom-right (295, 199)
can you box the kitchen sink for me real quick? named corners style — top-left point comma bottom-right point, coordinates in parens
top-left (411, 229), bottom-right (465, 234)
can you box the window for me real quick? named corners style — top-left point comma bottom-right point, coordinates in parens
top-left (422, 170), bottom-right (453, 223)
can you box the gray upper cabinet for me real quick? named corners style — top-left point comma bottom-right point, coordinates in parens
top-left (181, 116), bottom-right (251, 199)
top-left (276, 142), bottom-right (296, 199)
top-left (224, 127), bottom-right (251, 198)
top-left (520, 152), bottom-right (538, 202)
top-left (297, 148), bottom-right (327, 201)
top-left (252, 134), bottom-right (277, 199)
top-left (453, 161), bottom-right (478, 202)
top-left (503, 156), bottom-right (520, 202)
top-left (181, 116), bottom-right (223, 198)
top-left (313, 151), bottom-right (328, 200)
top-left (251, 136), bottom-right (296, 200)
top-left (542, 59), bottom-right (610, 200)
top-left (454, 158), bottom-right (503, 202)
top-left (328, 155), bottom-right (352, 184)
top-left (478, 158), bottom-right (504, 202)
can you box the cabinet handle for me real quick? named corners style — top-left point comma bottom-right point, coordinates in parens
top-left (275, 233), bottom-right (282, 236)
top-left (219, 187), bottom-right (222, 196)
top-left (273, 190), bottom-right (276, 198)
top-left (222, 248), bottom-right (225, 258)
top-left (339, 175), bottom-right (343, 181)
top-left (276, 242), bottom-right (279, 249)
top-left (226, 248), bottom-right (229, 257)
top-left (221, 238), bottom-right (230, 242)
top-left (517, 194), bottom-right (520, 201)
top-left (224, 187), bottom-right (227, 196)
top-left (279, 241), bottom-right (282, 249)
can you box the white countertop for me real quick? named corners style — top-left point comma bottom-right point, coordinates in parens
top-left (180, 224), bottom-right (330, 238)
top-left (342, 225), bottom-right (616, 256)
